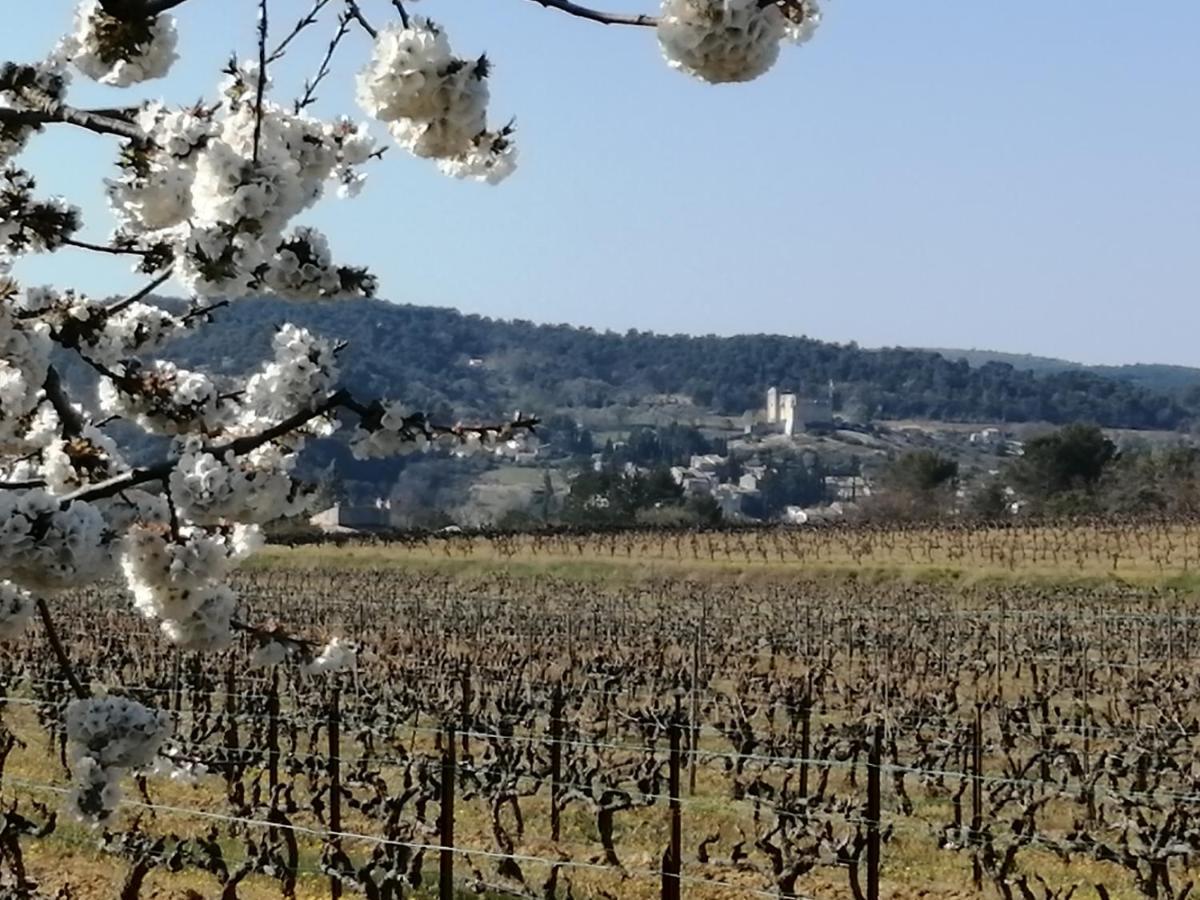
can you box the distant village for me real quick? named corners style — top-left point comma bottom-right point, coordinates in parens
top-left (308, 385), bottom-right (1034, 534)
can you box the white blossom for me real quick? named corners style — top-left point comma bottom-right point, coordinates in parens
top-left (242, 323), bottom-right (338, 424)
top-left (66, 695), bottom-right (170, 822)
top-left (0, 168), bottom-right (81, 261)
top-left (358, 19), bottom-right (514, 178)
top-left (783, 0), bottom-right (822, 44)
top-left (437, 128), bottom-right (518, 185)
top-left (0, 491), bottom-right (109, 589)
top-left (0, 302), bottom-right (51, 449)
top-left (98, 360), bottom-right (224, 435)
top-left (349, 401), bottom-right (429, 459)
top-left (0, 580), bottom-right (34, 641)
top-left (0, 57), bottom-right (70, 166)
top-left (69, 0), bottom-right (178, 87)
top-left (169, 439), bottom-right (312, 525)
top-left (658, 0), bottom-right (786, 84)
top-left (259, 228), bottom-right (374, 300)
top-left (40, 427), bottom-right (124, 494)
top-left (67, 754), bottom-right (122, 823)
top-left (106, 103), bottom-right (215, 234)
top-left (304, 636), bottom-right (357, 675)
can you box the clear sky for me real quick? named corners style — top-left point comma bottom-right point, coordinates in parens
top-left (6, 1), bottom-right (1199, 365)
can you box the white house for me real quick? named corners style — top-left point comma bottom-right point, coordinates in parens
top-left (310, 503), bottom-right (392, 534)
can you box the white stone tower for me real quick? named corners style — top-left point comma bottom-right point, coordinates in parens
top-left (766, 387), bottom-right (780, 424)
top-left (780, 393), bottom-right (798, 437)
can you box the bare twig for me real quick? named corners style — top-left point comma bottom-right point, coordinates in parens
top-left (232, 619), bottom-right (317, 654)
top-left (525, 0), bottom-right (657, 27)
top-left (37, 599), bottom-right (89, 701)
top-left (296, 11), bottom-right (353, 111)
top-left (390, 0), bottom-right (410, 28)
top-left (268, 0), bottom-right (333, 62)
top-left (343, 0), bottom-right (377, 38)
top-left (252, 0), bottom-right (270, 164)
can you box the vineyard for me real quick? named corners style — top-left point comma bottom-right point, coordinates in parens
top-left (5, 524), bottom-right (1200, 898)
top-left (273, 517), bottom-right (1200, 583)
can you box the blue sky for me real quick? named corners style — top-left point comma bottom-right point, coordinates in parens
top-left (5, 1), bottom-right (1199, 365)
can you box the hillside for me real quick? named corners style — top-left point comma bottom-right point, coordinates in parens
top-left (928, 348), bottom-right (1200, 395)
top-left (152, 298), bottom-right (1195, 430)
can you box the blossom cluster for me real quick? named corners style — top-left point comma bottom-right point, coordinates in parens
top-left (657, 0), bottom-right (821, 84)
top-left (66, 695), bottom-right (170, 822)
top-left (0, 0), bottom-right (551, 826)
top-left (356, 19), bottom-right (517, 183)
top-left (0, 297), bottom-right (51, 451)
top-left (0, 167), bottom-right (81, 262)
top-left (98, 359), bottom-right (224, 435)
top-left (0, 57), bottom-right (70, 166)
top-left (68, 0), bottom-right (179, 87)
top-left (241, 323), bottom-right (339, 428)
top-left (304, 636), bottom-right (357, 674)
top-left (85, 60), bottom-right (380, 299)
top-left (21, 286), bottom-right (184, 365)
top-left (0, 490), bottom-right (108, 590)
top-left (119, 522), bottom-right (258, 650)
top-left (0, 580), bottom-right (34, 641)
top-left (169, 440), bottom-right (313, 525)
top-left (349, 400), bottom-right (540, 462)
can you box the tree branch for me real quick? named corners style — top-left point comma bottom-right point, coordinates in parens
top-left (37, 599), bottom-right (89, 701)
top-left (99, 0), bottom-right (192, 20)
top-left (104, 270), bottom-right (174, 316)
top-left (525, 0), bottom-right (657, 27)
top-left (58, 390), bottom-right (539, 505)
top-left (0, 106), bottom-right (142, 141)
top-left (62, 237), bottom-right (151, 257)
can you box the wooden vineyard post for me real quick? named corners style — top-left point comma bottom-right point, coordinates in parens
top-left (1169, 609), bottom-right (1176, 676)
top-left (662, 699), bottom-right (683, 900)
top-left (550, 684), bottom-right (564, 843)
top-left (223, 664), bottom-right (239, 788)
top-left (440, 721), bottom-right (457, 900)
top-left (799, 673), bottom-right (812, 799)
top-left (996, 596), bottom-right (1005, 701)
top-left (329, 685), bottom-right (343, 900)
top-left (1135, 625), bottom-right (1142, 731)
top-left (460, 662), bottom-right (472, 758)
top-left (866, 720), bottom-right (883, 900)
top-left (689, 623), bottom-right (701, 796)
top-left (971, 706), bottom-right (983, 841)
top-left (267, 667), bottom-right (280, 794)
top-left (171, 649), bottom-right (182, 715)
top-left (1081, 637), bottom-right (1091, 776)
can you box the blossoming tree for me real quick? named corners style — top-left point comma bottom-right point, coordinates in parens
top-left (0, 0), bottom-right (821, 822)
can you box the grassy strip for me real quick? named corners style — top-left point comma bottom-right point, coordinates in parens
top-left (253, 542), bottom-right (1200, 591)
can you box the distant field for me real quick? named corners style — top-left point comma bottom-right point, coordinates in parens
top-left (261, 519), bottom-right (1200, 588)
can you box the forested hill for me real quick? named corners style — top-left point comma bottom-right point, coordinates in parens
top-left (161, 298), bottom-right (1196, 430)
top-left (927, 348), bottom-right (1200, 395)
